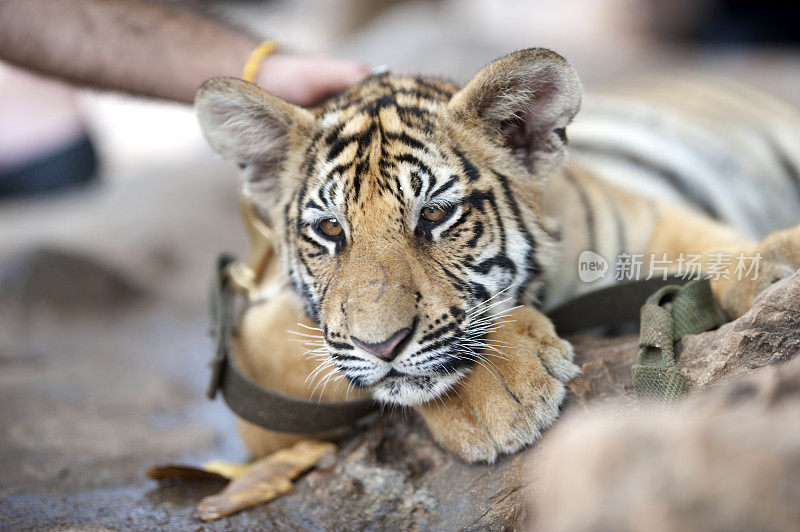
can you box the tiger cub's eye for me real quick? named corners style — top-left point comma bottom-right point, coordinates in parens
top-left (319, 218), bottom-right (342, 237)
top-left (422, 205), bottom-right (447, 223)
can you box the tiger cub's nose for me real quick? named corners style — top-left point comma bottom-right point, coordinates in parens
top-left (350, 327), bottom-right (412, 362)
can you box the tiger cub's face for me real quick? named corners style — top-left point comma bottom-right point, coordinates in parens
top-left (197, 49), bottom-right (582, 405)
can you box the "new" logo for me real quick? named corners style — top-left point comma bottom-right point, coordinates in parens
top-left (577, 250), bottom-right (608, 283)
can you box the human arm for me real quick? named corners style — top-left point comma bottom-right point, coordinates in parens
top-left (0, 0), bottom-right (367, 105)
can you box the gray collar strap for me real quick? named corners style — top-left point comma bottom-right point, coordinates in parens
top-left (545, 276), bottom-right (690, 336)
top-left (207, 254), bottom-right (691, 433)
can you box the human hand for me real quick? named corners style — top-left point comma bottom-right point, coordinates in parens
top-left (256, 53), bottom-right (369, 106)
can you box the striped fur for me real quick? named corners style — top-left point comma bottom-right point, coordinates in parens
top-left (570, 78), bottom-right (800, 238)
top-left (196, 49), bottom-right (800, 462)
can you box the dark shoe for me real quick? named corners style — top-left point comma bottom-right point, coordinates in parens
top-left (0, 134), bottom-right (98, 197)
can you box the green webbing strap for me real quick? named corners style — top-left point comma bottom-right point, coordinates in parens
top-left (632, 278), bottom-right (721, 402)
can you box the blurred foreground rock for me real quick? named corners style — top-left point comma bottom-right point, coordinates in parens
top-left (533, 356), bottom-right (800, 532)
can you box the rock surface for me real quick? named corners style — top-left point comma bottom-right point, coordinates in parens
top-left (678, 274), bottom-right (800, 386)
top-left (533, 357), bottom-right (800, 532)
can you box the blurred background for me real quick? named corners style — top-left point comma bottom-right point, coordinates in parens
top-left (1, 0), bottom-right (798, 528)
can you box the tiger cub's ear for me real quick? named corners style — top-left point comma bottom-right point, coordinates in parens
top-left (448, 48), bottom-right (583, 177)
top-left (195, 77), bottom-right (314, 172)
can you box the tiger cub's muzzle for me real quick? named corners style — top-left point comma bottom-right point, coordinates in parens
top-left (344, 279), bottom-right (419, 362)
top-left (319, 248), bottom-right (467, 404)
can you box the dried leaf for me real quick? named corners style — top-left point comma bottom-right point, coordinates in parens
top-left (197, 439), bottom-right (336, 521)
top-left (146, 465), bottom-right (228, 482)
top-left (201, 459), bottom-right (250, 479)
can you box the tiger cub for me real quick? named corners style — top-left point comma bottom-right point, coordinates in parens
top-left (196, 49), bottom-right (800, 462)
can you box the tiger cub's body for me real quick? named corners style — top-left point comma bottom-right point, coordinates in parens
top-left (196, 49), bottom-right (800, 462)
top-left (545, 79), bottom-right (800, 307)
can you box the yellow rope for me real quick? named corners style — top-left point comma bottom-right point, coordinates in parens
top-left (241, 40), bottom-right (277, 83)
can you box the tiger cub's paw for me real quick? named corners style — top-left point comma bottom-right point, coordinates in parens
top-left (414, 307), bottom-right (579, 463)
top-left (714, 224), bottom-right (800, 319)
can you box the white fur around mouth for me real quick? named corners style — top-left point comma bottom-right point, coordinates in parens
top-left (370, 370), bottom-right (465, 406)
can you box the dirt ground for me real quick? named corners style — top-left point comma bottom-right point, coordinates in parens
top-left (1, 1), bottom-right (799, 530)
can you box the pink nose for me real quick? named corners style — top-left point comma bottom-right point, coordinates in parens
top-left (350, 328), bottom-right (412, 361)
